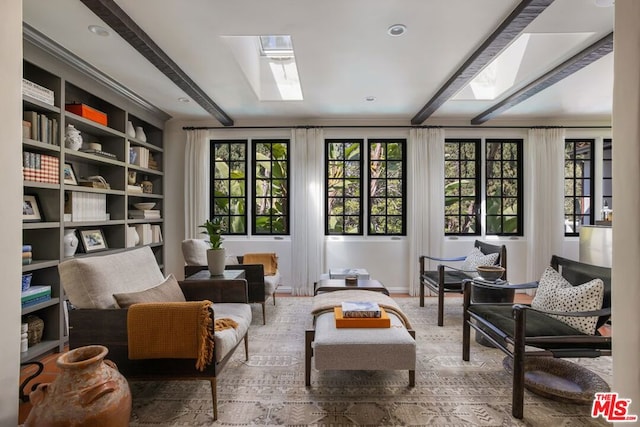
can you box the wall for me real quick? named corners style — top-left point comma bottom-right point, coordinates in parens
top-left (163, 120), bottom-right (611, 293)
top-left (0, 0), bottom-right (24, 423)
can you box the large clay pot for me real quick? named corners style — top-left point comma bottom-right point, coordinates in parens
top-left (25, 345), bottom-right (131, 427)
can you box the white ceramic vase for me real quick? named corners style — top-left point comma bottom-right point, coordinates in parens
top-left (206, 248), bottom-right (226, 276)
top-left (63, 229), bottom-right (78, 257)
top-left (64, 125), bottom-right (83, 151)
top-left (126, 121), bottom-right (136, 138)
top-left (135, 126), bottom-right (147, 142)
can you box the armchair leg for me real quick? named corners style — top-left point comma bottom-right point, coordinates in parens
top-left (305, 329), bottom-right (314, 386)
top-left (437, 286), bottom-right (444, 326)
top-left (462, 310), bottom-right (470, 362)
top-left (419, 282), bottom-right (425, 307)
top-left (210, 378), bottom-right (218, 421)
top-left (512, 308), bottom-right (526, 419)
top-left (261, 302), bottom-right (266, 325)
top-left (244, 333), bottom-right (249, 361)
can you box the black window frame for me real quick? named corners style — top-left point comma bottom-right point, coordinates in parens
top-left (209, 139), bottom-right (248, 235)
top-left (367, 139), bottom-right (407, 236)
top-left (564, 139), bottom-right (595, 236)
top-left (325, 139), bottom-right (364, 235)
top-left (444, 138), bottom-right (481, 236)
top-left (485, 138), bottom-right (523, 236)
top-left (602, 138), bottom-right (612, 211)
top-left (251, 139), bottom-right (290, 236)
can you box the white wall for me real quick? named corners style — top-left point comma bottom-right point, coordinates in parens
top-left (1, 0), bottom-right (24, 423)
top-left (163, 120), bottom-right (611, 293)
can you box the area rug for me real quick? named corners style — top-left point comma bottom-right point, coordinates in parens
top-left (128, 297), bottom-right (611, 426)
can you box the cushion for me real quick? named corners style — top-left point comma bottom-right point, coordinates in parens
top-left (460, 247), bottom-right (499, 277)
top-left (211, 303), bottom-right (252, 362)
top-left (531, 266), bottom-right (604, 335)
top-left (181, 239), bottom-right (209, 266)
top-left (59, 246), bottom-right (165, 309)
top-left (225, 255), bottom-right (240, 265)
top-left (113, 274), bottom-right (186, 308)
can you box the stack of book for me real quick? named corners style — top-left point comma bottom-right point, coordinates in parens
top-left (23, 111), bottom-right (59, 145)
top-left (22, 244), bottom-right (32, 265)
top-left (22, 151), bottom-right (59, 184)
top-left (64, 192), bottom-right (108, 221)
top-left (22, 78), bottom-right (54, 105)
top-left (334, 301), bottom-right (390, 328)
top-left (21, 285), bottom-right (51, 309)
top-left (129, 146), bottom-right (150, 168)
top-left (128, 209), bottom-right (161, 220)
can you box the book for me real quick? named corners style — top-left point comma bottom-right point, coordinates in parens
top-left (22, 244), bottom-right (32, 252)
top-left (22, 294), bottom-right (52, 308)
top-left (21, 285), bottom-right (51, 303)
top-left (128, 210), bottom-right (161, 219)
top-left (334, 307), bottom-right (390, 328)
top-left (80, 149), bottom-right (117, 159)
top-left (341, 301), bottom-right (382, 318)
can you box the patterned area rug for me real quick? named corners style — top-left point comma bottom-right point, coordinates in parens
top-left (128, 297), bottom-right (611, 426)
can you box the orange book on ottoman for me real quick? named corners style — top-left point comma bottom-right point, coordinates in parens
top-left (334, 307), bottom-right (390, 328)
top-left (65, 103), bottom-right (108, 126)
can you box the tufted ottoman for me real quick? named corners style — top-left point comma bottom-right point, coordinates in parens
top-left (305, 290), bottom-right (416, 386)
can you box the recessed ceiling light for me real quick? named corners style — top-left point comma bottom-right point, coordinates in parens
top-left (594, 0), bottom-right (614, 7)
top-left (88, 25), bottom-right (110, 37)
top-left (365, 96), bottom-right (376, 102)
top-left (178, 97), bottom-right (190, 103)
top-left (387, 24), bottom-right (407, 37)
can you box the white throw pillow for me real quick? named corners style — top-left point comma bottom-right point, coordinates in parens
top-left (460, 247), bottom-right (499, 276)
top-left (531, 266), bottom-right (604, 335)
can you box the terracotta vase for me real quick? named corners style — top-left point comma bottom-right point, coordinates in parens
top-left (25, 345), bottom-right (131, 427)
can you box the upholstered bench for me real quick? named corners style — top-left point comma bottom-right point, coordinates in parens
top-left (305, 290), bottom-right (416, 386)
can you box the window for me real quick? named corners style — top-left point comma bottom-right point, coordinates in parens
top-left (325, 138), bottom-right (406, 236)
top-left (444, 139), bottom-right (481, 235)
top-left (564, 139), bottom-right (594, 236)
top-left (368, 139), bottom-right (406, 235)
top-left (485, 139), bottom-right (523, 235)
top-left (252, 139), bottom-right (289, 235)
top-left (211, 140), bottom-right (247, 234)
top-left (326, 139), bottom-right (363, 235)
top-left (602, 138), bottom-right (612, 212)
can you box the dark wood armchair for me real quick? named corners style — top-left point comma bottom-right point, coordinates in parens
top-left (419, 240), bottom-right (507, 326)
top-left (462, 255), bottom-right (612, 419)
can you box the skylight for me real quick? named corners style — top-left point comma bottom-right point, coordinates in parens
top-left (224, 35), bottom-right (303, 101)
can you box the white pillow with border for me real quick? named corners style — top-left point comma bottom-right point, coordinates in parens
top-left (531, 266), bottom-right (604, 335)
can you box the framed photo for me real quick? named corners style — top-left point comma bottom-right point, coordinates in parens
top-left (79, 229), bottom-right (108, 253)
top-left (23, 194), bottom-right (43, 222)
top-left (63, 163), bottom-right (78, 185)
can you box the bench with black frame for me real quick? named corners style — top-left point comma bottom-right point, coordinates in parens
top-left (462, 255), bottom-right (612, 419)
top-left (419, 240), bottom-right (507, 326)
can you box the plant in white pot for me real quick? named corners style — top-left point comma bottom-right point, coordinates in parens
top-left (199, 218), bottom-right (225, 275)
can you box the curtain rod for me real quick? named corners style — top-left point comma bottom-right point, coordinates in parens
top-left (182, 124), bottom-right (612, 130)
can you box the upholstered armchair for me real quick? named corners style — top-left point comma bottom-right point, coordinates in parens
top-left (419, 240), bottom-right (506, 326)
top-left (182, 239), bottom-right (281, 324)
top-left (58, 246), bottom-right (251, 420)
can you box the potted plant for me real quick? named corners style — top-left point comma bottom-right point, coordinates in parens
top-left (199, 218), bottom-right (225, 275)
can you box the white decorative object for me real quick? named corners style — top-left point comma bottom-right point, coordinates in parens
top-left (126, 121), bottom-right (136, 138)
top-left (63, 229), bottom-right (79, 257)
top-left (135, 126), bottom-right (147, 142)
top-left (64, 125), bottom-right (83, 151)
top-left (207, 248), bottom-right (226, 275)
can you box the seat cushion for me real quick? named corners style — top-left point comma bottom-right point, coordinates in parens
top-left (59, 246), bottom-right (165, 309)
top-left (264, 271), bottom-right (281, 296)
top-left (422, 270), bottom-right (470, 290)
top-left (212, 303), bottom-right (251, 362)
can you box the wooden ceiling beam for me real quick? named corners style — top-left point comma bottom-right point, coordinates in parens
top-left (410, 0), bottom-right (554, 125)
top-left (471, 32), bottom-right (613, 125)
top-left (80, 0), bottom-right (234, 126)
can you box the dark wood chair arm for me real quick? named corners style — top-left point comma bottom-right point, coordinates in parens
top-left (463, 279), bottom-right (538, 291)
top-left (512, 304), bottom-right (611, 318)
top-left (179, 279), bottom-right (249, 303)
top-left (420, 254), bottom-right (466, 262)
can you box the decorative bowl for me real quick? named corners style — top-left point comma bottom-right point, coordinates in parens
top-left (476, 265), bottom-right (505, 281)
top-left (133, 202), bottom-right (155, 211)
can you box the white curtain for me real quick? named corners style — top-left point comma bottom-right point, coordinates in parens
top-left (290, 127), bottom-right (325, 295)
top-left (408, 128), bottom-right (445, 296)
top-left (525, 128), bottom-right (565, 282)
top-left (184, 129), bottom-right (212, 239)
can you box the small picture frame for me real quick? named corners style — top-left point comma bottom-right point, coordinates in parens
top-left (63, 163), bottom-right (78, 185)
top-left (23, 194), bottom-right (43, 222)
top-left (79, 229), bottom-right (108, 252)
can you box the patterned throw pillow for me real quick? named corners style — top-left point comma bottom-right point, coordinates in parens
top-left (460, 247), bottom-right (500, 277)
top-left (531, 266), bottom-right (604, 335)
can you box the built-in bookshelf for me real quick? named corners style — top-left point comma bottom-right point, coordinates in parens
top-left (21, 42), bottom-right (166, 363)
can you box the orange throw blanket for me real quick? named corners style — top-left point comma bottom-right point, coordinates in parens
top-left (127, 301), bottom-right (238, 371)
top-left (244, 252), bottom-right (278, 275)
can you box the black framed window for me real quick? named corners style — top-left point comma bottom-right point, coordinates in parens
top-left (326, 139), bottom-right (363, 235)
top-left (252, 139), bottom-right (289, 235)
top-left (210, 140), bottom-right (247, 234)
top-left (602, 138), bottom-right (612, 212)
top-left (368, 139), bottom-right (406, 235)
top-left (485, 139), bottom-right (523, 235)
top-left (444, 139), bottom-right (481, 235)
top-left (564, 139), bottom-right (594, 236)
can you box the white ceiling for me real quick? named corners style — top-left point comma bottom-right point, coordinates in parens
top-left (22, 0), bottom-right (615, 126)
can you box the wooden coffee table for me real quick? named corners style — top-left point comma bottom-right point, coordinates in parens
top-left (314, 279), bottom-right (389, 295)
